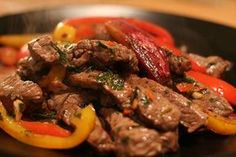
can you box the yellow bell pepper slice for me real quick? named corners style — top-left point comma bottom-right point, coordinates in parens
top-left (53, 22), bottom-right (76, 42)
top-left (0, 34), bottom-right (42, 48)
top-left (206, 112), bottom-right (236, 135)
top-left (39, 64), bottom-right (66, 87)
top-left (0, 102), bottom-right (96, 149)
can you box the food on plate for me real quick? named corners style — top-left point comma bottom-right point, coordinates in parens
top-left (0, 17), bottom-right (235, 156)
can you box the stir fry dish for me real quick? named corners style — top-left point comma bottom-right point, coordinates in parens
top-left (0, 17), bottom-right (236, 156)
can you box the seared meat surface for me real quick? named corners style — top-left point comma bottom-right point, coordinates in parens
top-left (28, 35), bottom-right (60, 63)
top-left (127, 75), bottom-right (207, 132)
top-left (69, 70), bottom-right (133, 107)
top-left (47, 90), bottom-right (96, 124)
top-left (87, 116), bottom-right (115, 152)
top-left (167, 53), bottom-right (191, 75)
top-left (190, 82), bottom-right (233, 116)
top-left (129, 77), bottom-right (180, 131)
top-left (0, 74), bottom-right (43, 101)
top-left (69, 70), bottom-right (180, 131)
top-left (189, 53), bottom-right (232, 77)
top-left (100, 108), bottom-right (178, 156)
top-left (68, 40), bottom-right (139, 73)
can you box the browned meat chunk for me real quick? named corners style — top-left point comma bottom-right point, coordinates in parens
top-left (68, 40), bottom-right (139, 72)
top-left (130, 79), bottom-right (180, 131)
top-left (69, 70), bottom-right (180, 131)
top-left (190, 82), bottom-right (233, 116)
top-left (69, 70), bottom-right (133, 107)
top-left (100, 108), bottom-right (178, 156)
top-left (127, 75), bottom-right (207, 132)
top-left (0, 74), bottom-right (43, 101)
top-left (189, 53), bottom-right (232, 77)
top-left (87, 116), bottom-right (115, 152)
top-left (47, 90), bottom-right (96, 124)
top-left (28, 35), bottom-right (59, 62)
top-left (17, 56), bottom-right (48, 81)
top-left (167, 53), bottom-right (191, 75)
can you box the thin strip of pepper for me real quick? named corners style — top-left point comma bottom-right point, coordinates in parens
top-left (207, 112), bottom-right (236, 135)
top-left (106, 20), bottom-right (170, 83)
top-left (63, 17), bottom-right (174, 45)
top-left (0, 102), bottom-right (96, 149)
top-left (186, 70), bottom-right (236, 105)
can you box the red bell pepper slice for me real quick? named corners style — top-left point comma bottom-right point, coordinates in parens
top-left (126, 18), bottom-right (174, 46)
top-left (19, 121), bottom-right (71, 137)
top-left (186, 70), bottom-right (236, 105)
top-left (64, 17), bottom-right (174, 45)
top-left (106, 20), bottom-right (170, 83)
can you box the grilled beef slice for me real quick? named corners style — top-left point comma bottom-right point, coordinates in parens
top-left (68, 40), bottom-right (139, 73)
top-left (127, 75), bottom-right (207, 132)
top-left (87, 116), bottom-right (115, 152)
top-left (47, 90), bottom-right (96, 124)
top-left (69, 70), bottom-right (180, 131)
top-left (167, 53), bottom-right (191, 75)
top-left (190, 82), bottom-right (233, 116)
top-left (28, 35), bottom-right (59, 63)
top-left (131, 80), bottom-right (180, 131)
top-left (68, 70), bottom-right (133, 107)
top-left (100, 108), bottom-right (178, 156)
top-left (17, 56), bottom-right (48, 80)
top-left (189, 53), bottom-right (232, 77)
top-left (0, 74), bottom-right (43, 101)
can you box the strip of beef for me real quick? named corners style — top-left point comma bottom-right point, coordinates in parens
top-left (47, 90), bottom-right (96, 124)
top-left (189, 53), bottom-right (232, 77)
top-left (100, 108), bottom-right (178, 156)
top-left (132, 81), bottom-right (180, 131)
top-left (167, 52), bottom-right (191, 75)
top-left (69, 70), bottom-right (180, 130)
top-left (87, 116), bottom-right (115, 152)
top-left (127, 75), bottom-right (206, 132)
top-left (17, 56), bottom-right (48, 81)
top-left (28, 35), bottom-right (59, 63)
top-left (189, 81), bottom-right (233, 116)
top-left (0, 74), bottom-right (43, 102)
top-left (69, 70), bottom-right (133, 107)
top-left (68, 40), bottom-right (139, 73)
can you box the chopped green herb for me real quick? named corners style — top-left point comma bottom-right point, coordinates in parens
top-left (98, 41), bottom-right (110, 49)
top-left (98, 41), bottom-right (117, 55)
top-left (67, 65), bottom-right (94, 73)
top-left (187, 101), bottom-right (192, 106)
top-left (54, 42), bottom-right (77, 65)
top-left (52, 44), bottom-right (68, 64)
top-left (33, 111), bottom-right (56, 120)
top-left (75, 112), bottom-right (82, 119)
top-left (184, 77), bottom-right (196, 83)
top-left (141, 96), bottom-right (150, 106)
top-left (96, 71), bottom-right (124, 90)
top-left (209, 97), bottom-right (218, 103)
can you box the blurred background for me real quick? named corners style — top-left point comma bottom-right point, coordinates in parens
top-left (0, 0), bottom-right (236, 28)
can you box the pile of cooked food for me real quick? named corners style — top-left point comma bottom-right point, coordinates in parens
top-left (0, 17), bottom-right (236, 156)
